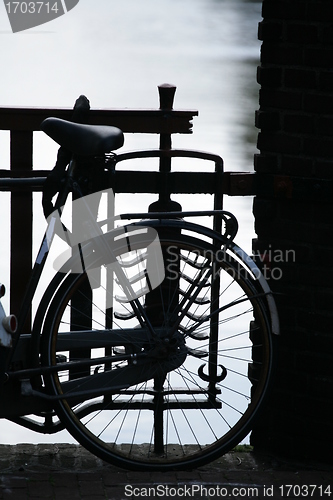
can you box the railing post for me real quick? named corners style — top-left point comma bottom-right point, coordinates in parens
top-left (149, 84), bottom-right (181, 212)
top-left (10, 130), bottom-right (33, 332)
top-left (151, 84), bottom-right (180, 454)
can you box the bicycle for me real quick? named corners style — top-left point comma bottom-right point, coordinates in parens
top-left (0, 97), bottom-right (279, 471)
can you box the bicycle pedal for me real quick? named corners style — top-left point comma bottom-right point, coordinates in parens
top-left (187, 347), bottom-right (208, 358)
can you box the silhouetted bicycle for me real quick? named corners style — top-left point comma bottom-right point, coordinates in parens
top-left (0, 98), bottom-right (279, 471)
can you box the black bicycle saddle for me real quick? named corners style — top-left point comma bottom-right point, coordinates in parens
top-left (41, 117), bottom-right (124, 156)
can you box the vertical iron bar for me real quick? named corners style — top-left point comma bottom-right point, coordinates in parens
top-left (158, 83), bottom-right (175, 206)
top-left (153, 376), bottom-right (165, 454)
top-left (210, 160), bottom-right (224, 403)
top-left (10, 130), bottom-right (33, 333)
top-left (213, 158), bottom-right (224, 233)
top-left (208, 273), bottom-right (220, 403)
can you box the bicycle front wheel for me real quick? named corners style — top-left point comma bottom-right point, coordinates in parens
top-left (41, 230), bottom-right (275, 470)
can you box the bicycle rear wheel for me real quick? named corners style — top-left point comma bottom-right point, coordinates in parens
top-left (41, 230), bottom-right (275, 470)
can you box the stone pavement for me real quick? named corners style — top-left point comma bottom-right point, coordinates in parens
top-left (0, 444), bottom-right (332, 499)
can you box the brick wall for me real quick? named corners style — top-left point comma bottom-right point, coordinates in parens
top-left (251, 0), bottom-right (333, 461)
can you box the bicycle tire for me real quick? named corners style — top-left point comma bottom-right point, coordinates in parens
top-left (41, 229), bottom-right (275, 471)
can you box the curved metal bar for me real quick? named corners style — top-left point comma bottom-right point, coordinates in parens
top-left (114, 148), bottom-right (223, 166)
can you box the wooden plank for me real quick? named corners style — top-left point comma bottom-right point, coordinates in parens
top-left (0, 171), bottom-right (259, 197)
top-left (0, 107), bottom-right (198, 134)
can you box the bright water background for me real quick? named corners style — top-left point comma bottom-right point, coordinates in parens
top-left (0, 0), bottom-right (261, 444)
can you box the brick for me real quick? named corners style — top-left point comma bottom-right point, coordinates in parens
top-left (307, 2), bottom-right (333, 22)
top-left (258, 20), bottom-right (283, 41)
top-left (51, 473), bottom-right (79, 489)
top-left (258, 219), bottom-right (303, 241)
top-left (286, 23), bottom-right (319, 43)
top-left (312, 332), bottom-right (333, 351)
top-left (321, 24), bottom-right (333, 44)
top-left (303, 136), bottom-right (333, 158)
top-left (254, 218), bottom-right (294, 240)
top-left (306, 375), bottom-right (333, 398)
top-left (254, 153), bottom-right (279, 172)
top-left (104, 486), bottom-right (128, 499)
top-left (275, 286), bottom-right (311, 312)
top-left (299, 416), bottom-right (333, 446)
top-left (297, 310), bottom-right (333, 335)
top-left (284, 68), bottom-right (317, 89)
top-left (263, 265), bottom-right (293, 285)
top-left (314, 159), bottom-right (333, 177)
top-left (257, 66), bottom-right (282, 87)
top-left (262, 1), bottom-right (308, 21)
top-left (253, 198), bottom-right (277, 218)
top-left (255, 110), bottom-right (280, 131)
top-left (261, 43), bottom-right (303, 66)
top-left (176, 470), bottom-right (202, 481)
top-left (283, 113), bottom-right (314, 134)
top-left (304, 47), bottom-right (333, 68)
top-left (313, 204), bottom-right (333, 225)
top-left (274, 366), bottom-right (307, 392)
top-left (78, 478), bottom-right (105, 497)
top-left (257, 132), bottom-right (302, 154)
top-left (54, 486), bottom-right (81, 500)
top-left (319, 71), bottom-right (333, 91)
top-left (260, 241), bottom-right (310, 266)
top-left (259, 88), bottom-right (302, 110)
top-left (316, 115), bottom-right (333, 136)
top-left (28, 478), bottom-right (53, 498)
top-left (126, 471), bottom-right (152, 483)
top-left (280, 155), bottom-right (313, 175)
top-left (299, 221), bottom-right (332, 243)
top-left (279, 199), bottom-right (311, 220)
top-left (102, 471), bottom-right (129, 486)
top-left (2, 489), bottom-right (27, 500)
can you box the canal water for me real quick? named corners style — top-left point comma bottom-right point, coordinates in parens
top-left (0, 0), bottom-right (262, 444)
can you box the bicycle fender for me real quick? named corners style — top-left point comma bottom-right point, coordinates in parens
top-left (232, 244), bottom-right (280, 336)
